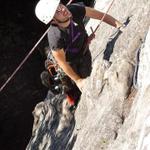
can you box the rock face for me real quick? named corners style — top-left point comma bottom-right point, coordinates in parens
top-left (108, 27), bottom-right (150, 150)
top-left (27, 0), bottom-right (150, 150)
top-left (26, 91), bottom-right (75, 150)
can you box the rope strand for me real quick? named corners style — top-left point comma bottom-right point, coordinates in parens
top-left (84, 0), bottom-right (116, 53)
top-left (92, 0), bottom-right (115, 34)
top-left (0, 27), bottom-right (50, 92)
top-left (67, 0), bottom-right (74, 5)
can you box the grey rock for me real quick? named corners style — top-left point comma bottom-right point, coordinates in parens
top-left (27, 0), bottom-right (150, 149)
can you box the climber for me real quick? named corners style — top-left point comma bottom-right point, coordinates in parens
top-left (35, 0), bottom-right (123, 91)
top-left (40, 49), bottom-right (81, 108)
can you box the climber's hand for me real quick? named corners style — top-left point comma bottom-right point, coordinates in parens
top-left (75, 78), bottom-right (85, 92)
top-left (87, 33), bottom-right (95, 45)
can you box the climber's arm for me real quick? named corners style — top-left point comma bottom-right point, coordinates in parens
top-left (85, 7), bottom-right (123, 28)
top-left (52, 49), bottom-right (82, 85)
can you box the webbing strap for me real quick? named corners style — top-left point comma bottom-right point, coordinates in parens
top-left (66, 20), bottom-right (81, 53)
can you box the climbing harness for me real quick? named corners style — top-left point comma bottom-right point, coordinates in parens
top-left (42, 55), bottom-right (78, 106)
top-left (43, 51), bottom-right (69, 92)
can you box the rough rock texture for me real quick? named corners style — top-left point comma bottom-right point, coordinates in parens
top-left (108, 27), bottom-right (150, 150)
top-left (26, 91), bottom-right (76, 150)
top-left (27, 0), bottom-right (150, 150)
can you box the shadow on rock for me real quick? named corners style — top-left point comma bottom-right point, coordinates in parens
top-left (26, 90), bottom-right (75, 150)
top-left (103, 16), bottom-right (131, 61)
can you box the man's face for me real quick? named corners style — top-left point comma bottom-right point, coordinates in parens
top-left (53, 4), bottom-right (72, 23)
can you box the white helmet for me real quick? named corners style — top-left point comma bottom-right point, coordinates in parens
top-left (35, 0), bottom-right (60, 24)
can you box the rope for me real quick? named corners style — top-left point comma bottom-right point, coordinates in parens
top-left (84, 0), bottom-right (116, 54)
top-left (91, 0), bottom-right (116, 34)
top-left (67, 0), bottom-right (74, 5)
top-left (68, 0), bottom-right (116, 37)
top-left (0, 27), bottom-right (51, 92)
